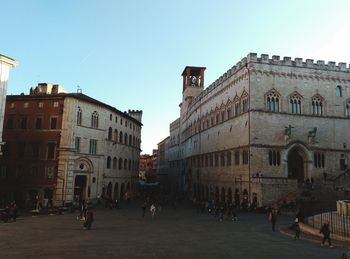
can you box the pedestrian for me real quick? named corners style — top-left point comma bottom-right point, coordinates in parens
top-left (320, 220), bottom-right (333, 248)
top-left (150, 203), bottom-right (156, 219)
top-left (141, 201), bottom-right (147, 218)
top-left (294, 218), bottom-right (300, 239)
top-left (269, 209), bottom-right (277, 232)
top-left (83, 208), bottom-right (94, 230)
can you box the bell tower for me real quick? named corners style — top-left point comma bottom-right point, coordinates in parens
top-left (180, 66), bottom-right (206, 115)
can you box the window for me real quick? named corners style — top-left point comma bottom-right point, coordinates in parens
top-left (119, 131), bottom-right (123, 143)
top-left (75, 137), bottom-right (81, 152)
top-left (91, 111), bottom-right (99, 128)
top-left (289, 93), bottom-right (302, 114)
top-left (118, 158), bottom-right (123, 169)
top-left (115, 116), bottom-right (118, 123)
top-left (35, 117), bottom-right (42, 129)
top-left (227, 151), bottom-right (232, 166)
top-left (209, 153), bottom-right (213, 167)
top-left (220, 153), bottom-right (225, 167)
top-left (53, 101), bottom-right (59, 107)
top-left (77, 107), bottom-right (82, 126)
top-left (243, 150), bottom-right (249, 165)
top-left (124, 159), bottom-right (127, 169)
top-left (227, 107), bottom-right (232, 119)
top-left (113, 157), bottom-right (117, 169)
top-left (346, 100), bottom-right (350, 117)
top-left (32, 143), bottom-right (40, 158)
top-left (110, 114), bottom-right (112, 121)
top-left (24, 102), bottom-right (29, 108)
top-left (47, 143), bottom-right (56, 159)
top-left (50, 117), bottom-right (57, 129)
top-left (311, 95), bottom-right (323, 116)
top-left (108, 127), bottom-right (113, 140)
top-left (89, 139), bottom-right (97, 154)
top-left (38, 102), bottom-right (44, 108)
top-left (45, 167), bottom-right (54, 179)
top-left (214, 153), bottom-right (218, 167)
top-left (18, 142), bottom-right (25, 158)
top-left (129, 135), bottom-right (132, 145)
top-left (314, 152), bottom-right (325, 168)
top-left (124, 133), bottom-right (128, 144)
top-left (269, 150), bottom-right (281, 166)
top-left (235, 151), bottom-right (240, 165)
top-left (235, 102), bottom-right (241, 116)
top-left (1, 166), bottom-right (7, 178)
top-left (114, 129), bottom-right (118, 142)
top-left (336, 86), bottom-right (342, 97)
top-left (107, 156), bottom-right (111, 169)
top-left (221, 111), bottom-right (225, 122)
top-left (266, 90), bottom-right (280, 112)
top-left (6, 116), bottom-right (14, 129)
top-left (20, 117), bottom-right (27, 129)
top-left (242, 98), bottom-right (249, 112)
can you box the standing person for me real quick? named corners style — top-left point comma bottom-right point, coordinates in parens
top-left (320, 220), bottom-right (333, 247)
top-left (150, 203), bottom-right (156, 219)
top-left (269, 209), bottom-right (277, 232)
top-left (141, 201), bottom-right (147, 218)
top-left (294, 218), bottom-right (300, 239)
top-left (84, 208), bottom-right (94, 230)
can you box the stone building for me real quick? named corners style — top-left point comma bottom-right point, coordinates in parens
top-left (159, 53), bottom-right (350, 207)
top-left (0, 54), bottom-right (17, 155)
top-left (0, 83), bottom-right (142, 207)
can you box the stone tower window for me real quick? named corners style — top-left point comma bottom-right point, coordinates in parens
top-left (345, 100), bottom-right (350, 117)
top-left (289, 92), bottom-right (302, 114)
top-left (91, 111), bottom-right (99, 128)
top-left (77, 107), bottom-right (82, 126)
top-left (242, 98), bottom-right (249, 112)
top-left (336, 85), bottom-right (342, 97)
top-left (107, 156), bottom-right (111, 169)
top-left (311, 96), bottom-right (323, 116)
top-left (266, 90), bottom-right (280, 112)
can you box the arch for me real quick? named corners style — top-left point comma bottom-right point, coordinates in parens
top-left (106, 182), bottom-right (113, 199)
top-left (74, 157), bottom-right (94, 172)
top-left (119, 131), bottom-right (123, 143)
top-left (129, 135), bottom-right (132, 146)
top-left (106, 156), bottom-right (111, 169)
top-left (124, 159), bottom-right (127, 169)
top-left (113, 157), bottom-right (117, 169)
top-left (120, 183), bottom-right (125, 201)
top-left (286, 143), bottom-right (310, 182)
top-left (91, 111), bottom-right (99, 128)
top-left (336, 85), bottom-right (342, 97)
top-left (288, 91), bottom-right (303, 114)
top-left (118, 158), bottom-right (123, 169)
top-left (265, 88), bottom-right (281, 112)
top-left (114, 129), bottom-right (118, 142)
top-left (77, 107), bottom-right (82, 126)
top-left (124, 133), bottom-right (128, 144)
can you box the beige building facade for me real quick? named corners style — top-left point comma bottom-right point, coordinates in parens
top-left (160, 53), bottom-right (350, 207)
top-left (0, 54), bottom-right (16, 155)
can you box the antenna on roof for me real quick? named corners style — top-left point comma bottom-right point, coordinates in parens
top-left (77, 85), bottom-right (82, 94)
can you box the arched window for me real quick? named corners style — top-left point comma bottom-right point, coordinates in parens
top-left (77, 107), bottom-right (82, 126)
top-left (235, 102), bottom-right (241, 116)
top-left (119, 131), bottom-right (123, 143)
top-left (108, 127), bottom-right (112, 140)
top-left (227, 151), bottom-right (231, 166)
top-left (91, 111), bottom-right (99, 128)
top-left (118, 158), bottom-right (123, 169)
top-left (124, 159), bottom-right (127, 169)
top-left (128, 160), bottom-right (131, 170)
top-left (129, 135), bottom-right (132, 146)
top-left (114, 129), bottom-right (118, 142)
top-left (113, 157), bottom-right (117, 169)
top-left (289, 93), bottom-right (302, 114)
top-left (311, 95), bottom-right (324, 116)
top-left (107, 156), bottom-right (111, 169)
top-left (109, 114), bottom-right (112, 121)
top-left (220, 153), bottom-right (225, 167)
top-left (242, 98), bottom-right (249, 112)
top-left (336, 85), bottom-right (342, 97)
top-left (266, 90), bottom-right (280, 112)
top-left (124, 133), bottom-right (128, 144)
top-left (345, 100), bottom-right (350, 117)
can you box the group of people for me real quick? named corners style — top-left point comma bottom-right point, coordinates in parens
top-left (0, 201), bottom-right (18, 223)
top-left (192, 198), bottom-right (238, 222)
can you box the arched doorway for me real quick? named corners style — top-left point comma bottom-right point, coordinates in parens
top-left (120, 183), bottom-right (125, 201)
top-left (288, 147), bottom-right (306, 182)
top-left (106, 182), bottom-right (113, 199)
top-left (74, 175), bottom-right (87, 200)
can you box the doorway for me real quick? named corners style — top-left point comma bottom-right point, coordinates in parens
top-left (288, 147), bottom-right (306, 183)
top-left (74, 175), bottom-right (87, 200)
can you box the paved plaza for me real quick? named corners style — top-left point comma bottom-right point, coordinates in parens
top-left (0, 201), bottom-right (348, 258)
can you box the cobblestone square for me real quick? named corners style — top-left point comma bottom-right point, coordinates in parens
top-left (0, 201), bottom-right (347, 258)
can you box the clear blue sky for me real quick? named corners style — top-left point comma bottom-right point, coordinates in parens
top-left (2, 0), bottom-right (350, 154)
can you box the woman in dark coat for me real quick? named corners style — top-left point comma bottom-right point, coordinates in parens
top-left (84, 208), bottom-right (94, 230)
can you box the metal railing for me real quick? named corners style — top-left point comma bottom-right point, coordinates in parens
top-left (306, 211), bottom-right (350, 237)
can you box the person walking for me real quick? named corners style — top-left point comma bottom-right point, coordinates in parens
top-left (84, 208), bottom-right (94, 230)
top-left (320, 220), bottom-right (333, 248)
top-left (150, 203), bottom-right (156, 219)
top-left (293, 218), bottom-right (300, 239)
top-left (269, 209), bottom-right (277, 232)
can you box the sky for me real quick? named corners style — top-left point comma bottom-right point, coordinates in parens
top-left (2, 0), bottom-right (350, 154)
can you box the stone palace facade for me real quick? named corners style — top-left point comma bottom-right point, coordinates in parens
top-left (158, 53), bottom-right (350, 207)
